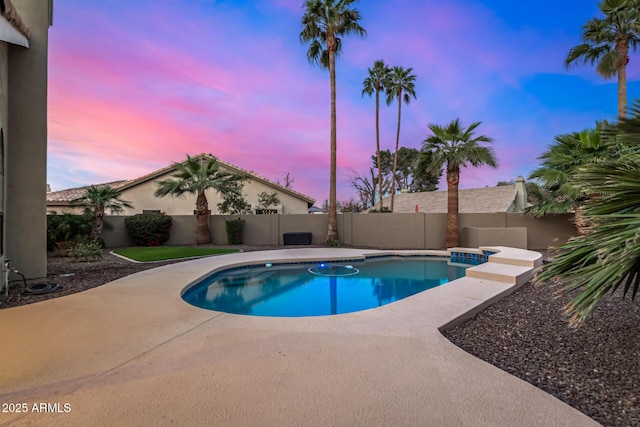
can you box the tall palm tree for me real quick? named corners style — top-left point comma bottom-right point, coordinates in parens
top-left (74, 185), bottom-right (132, 243)
top-left (565, 0), bottom-right (640, 119)
top-left (155, 155), bottom-right (244, 245)
top-left (362, 59), bottom-right (391, 210)
top-left (300, 0), bottom-right (366, 243)
top-left (418, 119), bottom-right (497, 248)
top-left (385, 66), bottom-right (417, 212)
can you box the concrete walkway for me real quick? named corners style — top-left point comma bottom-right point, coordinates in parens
top-left (0, 248), bottom-right (598, 426)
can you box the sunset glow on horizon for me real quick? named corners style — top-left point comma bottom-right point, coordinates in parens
top-left (47, 0), bottom-right (640, 204)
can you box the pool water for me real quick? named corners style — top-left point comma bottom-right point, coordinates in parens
top-left (182, 257), bottom-right (469, 317)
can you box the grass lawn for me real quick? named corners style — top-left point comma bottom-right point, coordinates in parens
top-left (113, 246), bottom-right (241, 262)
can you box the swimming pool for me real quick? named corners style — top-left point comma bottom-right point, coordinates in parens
top-left (182, 256), bottom-right (469, 317)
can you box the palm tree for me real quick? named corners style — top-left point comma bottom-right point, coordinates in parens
top-left (527, 129), bottom-right (613, 233)
top-left (536, 149), bottom-right (640, 325)
top-left (362, 59), bottom-right (391, 210)
top-left (418, 119), bottom-right (497, 248)
top-left (74, 185), bottom-right (132, 243)
top-left (385, 66), bottom-right (417, 212)
top-left (565, 0), bottom-right (640, 119)
top-left (300, 0), bottom-right (366, 243)
top-left (155, 155), bottom-right (244, 245)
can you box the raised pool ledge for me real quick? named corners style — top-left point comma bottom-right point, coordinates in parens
top-left (433, 246), bottom-right (543, 332)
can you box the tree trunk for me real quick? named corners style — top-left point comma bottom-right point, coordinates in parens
top-left (375, 88), bottom-right (384, 210)
top-left (90, 207), bottom-right (104, 243)
top-left (390, 91), bottom-right (402, 212)
top-left (196, 191), bottom-right (211, 245)
top-left (445, 167), bottom-right (460, 248)
top-left (617, 39), bottom-right (629, 120)
top-left (618, 61), bottom-right (627, 120)
top-left (327, 48), bottom-right (339, 242)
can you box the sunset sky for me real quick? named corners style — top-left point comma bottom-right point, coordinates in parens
top-left (47, 0), bottom-right (639, 205)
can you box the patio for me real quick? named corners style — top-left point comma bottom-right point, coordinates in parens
top-left (0, 248), bottom-right (597, 426)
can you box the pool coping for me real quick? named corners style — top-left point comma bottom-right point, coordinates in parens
top-left (0, 246), bottom-right (598, 426)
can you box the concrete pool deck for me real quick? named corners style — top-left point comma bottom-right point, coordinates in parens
top-left (0, 247), bottom-right (598, 426)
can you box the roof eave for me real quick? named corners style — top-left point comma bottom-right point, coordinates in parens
top-left (0, 14), bottom-right (28, 47)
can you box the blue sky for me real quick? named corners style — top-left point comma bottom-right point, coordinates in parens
top-left (46, 0), bottom-right (637, 204)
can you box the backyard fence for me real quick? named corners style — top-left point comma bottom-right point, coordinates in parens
top-left (96, 212), bottom-right (576, 250)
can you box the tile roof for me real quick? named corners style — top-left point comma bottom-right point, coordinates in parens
top-left (378, 185), bottom-right (518, 213)
top-left (0, 0), bottom-right (30, 38)
top-left (46, 154), bottom-right (316, 205)
top-left (46, 181), bottom-right (130, 203)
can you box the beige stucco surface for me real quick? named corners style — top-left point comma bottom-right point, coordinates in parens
top-left (97, 212), bottom-right (576, 250)
top-left (0, 248), bottom-right (597, 426)
top-left (5, 0), bottom-right (51, 282)
top-left (0, 41), bottom-right (7, 290)
top-left (105, 168), bottom-right (310, 216)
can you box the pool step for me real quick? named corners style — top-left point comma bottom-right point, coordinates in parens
top-left (466, 262), bottom-right (533, 286)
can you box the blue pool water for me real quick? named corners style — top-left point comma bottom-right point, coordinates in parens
top-left (182, 257), bottom-right (469, 317)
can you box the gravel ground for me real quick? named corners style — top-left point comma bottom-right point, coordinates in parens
top-left (444, 282), bottom-right (640, 427)
top-left (2, 247), bottom-right (638, 426)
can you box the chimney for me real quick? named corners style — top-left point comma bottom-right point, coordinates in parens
top-left (515, 176), bottom-right (527, 212)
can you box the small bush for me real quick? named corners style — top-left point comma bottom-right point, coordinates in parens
top-left (125, 212), bottom-right (172, 246)
top-left (68, 241), bottom-right (103, 262)
top-left (225, 218), bottom-right (244, 245)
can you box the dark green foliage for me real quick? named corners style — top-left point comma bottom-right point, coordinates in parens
top-left (257, 191), bottom-right (280, 209)
top-left (47, 213), bottom-right (92, 251)
top-left (369, 207), bottom-right (391, 213)
top-left (217, 182), bottom-right (252, 215)
top-left (536, 101), bottom-right (640, 325)
top-left (326, 238), bottom-right (340, 247)
top-left (225, 219), bottom-right (244, 245)
top-left (125, 212), bottom-right (172, 246)
top-left (340, 198), bottom-right (363, 212)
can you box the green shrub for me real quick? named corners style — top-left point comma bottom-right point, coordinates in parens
top-left (68, 241), bottom-right (103, 262)
top-left (47, 213), bottom-right (92, 251)
top-left (225, 218), bottom-right (244, 245)
top-left (125, 212), bottom-right (172, 246)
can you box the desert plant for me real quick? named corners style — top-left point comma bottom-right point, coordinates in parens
top-left (218, 179), bottom-right (252, 215)
top-left (67, 241), bottom-right (103, 262)
top-left (155, 155), bottom-right (245, 245)
top-left (417, 118), bottom-right (497, 247)
top-left (125, 212), bottom-right (172, 246)
top-left (73, 185), bottom-right (133, 243)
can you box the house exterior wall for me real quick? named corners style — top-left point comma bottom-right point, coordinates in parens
top-left (0, 41), bottom-right (7, 289)
top-left (5, 0), bottom-right (51, 283)
top-left (115, 169), bottom-right (310, 216)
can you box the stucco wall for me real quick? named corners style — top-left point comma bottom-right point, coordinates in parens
top-left (6, 0), bottom-right (51, 282)
top-left (0, 42), bottom-right (7, 289)
top-left (109, 168), bottom-right (310, 216)
top-left (98, 212), bottom-right (577, 250)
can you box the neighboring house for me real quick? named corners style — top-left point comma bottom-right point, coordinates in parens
top-left (1, 0), bottom-right (53, 286)
top-left (375, 177), bottom-right (529, 213)
top-left (47, 154), bottom-right (315, 215)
